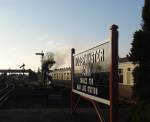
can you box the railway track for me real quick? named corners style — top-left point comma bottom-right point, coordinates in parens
top-left (0, 83), bottom-right (15, 107)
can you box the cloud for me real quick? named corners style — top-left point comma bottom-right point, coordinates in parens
top-left (10, 47), bottom-right (17, 51)
top-left (46, 40), bottom-right (62, 46)
top-left (47, 41), bottom-right (55, 45)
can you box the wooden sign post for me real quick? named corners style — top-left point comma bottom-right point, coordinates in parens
top-left (109, 25), bottom-right (118, 122)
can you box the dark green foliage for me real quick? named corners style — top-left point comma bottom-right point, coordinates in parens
top-left (142, 0), bottom-right (150, 31)
top-left (132, 66), bottom-right (150, 100)
top-left (132, 66), bottom-right (139, 98)
top-left (128, 30), bottom-right (150, 62)
top-left (128, 100), bottom-right (150, 122)
top-left (128, 0), bottom-right (150, 100)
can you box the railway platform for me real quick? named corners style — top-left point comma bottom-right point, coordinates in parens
top-left (0, 108), bottom-right (129, 122)
top-left (0, 108), bottom-right (98, 122)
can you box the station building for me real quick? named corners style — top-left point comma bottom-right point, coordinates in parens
top-left (118, 57), bottom-right (137, 101)
top-left (52, 67), bottom-right (71, 88)
top-left (118, 57), bottom-right (137, 85)
top-left (52, 67), bottom-right (71, 81)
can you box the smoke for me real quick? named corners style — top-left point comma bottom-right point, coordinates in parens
top-left (43, 52), bottom-right (55, 69)
top-left (52, 48), bottom-right (71, 69)
top-left (48, 39), bottom-right (110, 70)
top-left (43, 52), bottom-right (55, 63)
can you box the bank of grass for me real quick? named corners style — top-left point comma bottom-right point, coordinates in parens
top-left (128, 99), bottom-right (150, 122)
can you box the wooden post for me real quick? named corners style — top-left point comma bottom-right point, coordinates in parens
top-left (109, 24), bottom-right (119, 122)
top-left (71, 48), bottom-right (75, 113)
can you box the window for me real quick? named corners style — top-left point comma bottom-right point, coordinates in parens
top-left (118, 68), bottom-right (123, 83)
top-left (127, 68), bottom-right (131, 84)
top-left (61, 74), bottom-right (63, 79)
top-left (128, 68), bottom-right (130, 71)
top-left (118, 69), bottom-right (123, 74)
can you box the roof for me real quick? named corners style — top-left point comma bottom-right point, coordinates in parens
top-left (0, 69), bottom-right (32, 73)
top-left (119, 57), bottom-right (129, 63)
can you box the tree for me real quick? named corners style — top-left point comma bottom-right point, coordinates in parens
top-left (42, 52), bottom-right (55, 86)
top-left (128, 0), bottom-right (150, 100)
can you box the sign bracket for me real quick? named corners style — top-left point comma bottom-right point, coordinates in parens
top-left (71, 95), bottom-right (81, 114)
top-left (71, 93), bottom-right (105, 122)
top-left (91, 100), bottom-right (104, 122)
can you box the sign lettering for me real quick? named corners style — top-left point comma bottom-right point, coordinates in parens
top-left (73, 41), bottom-right (110, 104)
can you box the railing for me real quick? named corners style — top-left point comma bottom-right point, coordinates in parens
top-left (0, 83), bottom-right (15, 107)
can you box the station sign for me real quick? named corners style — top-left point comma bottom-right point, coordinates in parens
top-left (73, 41), bottom-right (110, 105)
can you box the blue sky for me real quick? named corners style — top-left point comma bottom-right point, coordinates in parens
top-left (0, 0), bottom-right (144, 70)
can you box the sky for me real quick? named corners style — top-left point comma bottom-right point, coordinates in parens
top-left (0, 0), bottom-right (144, 71)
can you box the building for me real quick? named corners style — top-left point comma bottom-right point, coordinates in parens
top-left (118, 57), bottom-right (137, 101)
top-left (118, 57), bottom-right (137, 85)
top-left (52, 67), bottom-right (71, 81)
top-left (52, 67), bottom-right (71, 88)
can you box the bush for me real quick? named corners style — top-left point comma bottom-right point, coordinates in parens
top-left (128, 100), bottom-right (150, 122)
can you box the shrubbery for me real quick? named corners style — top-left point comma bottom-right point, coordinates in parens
top-left (128, 100), bottom-right (150, 122)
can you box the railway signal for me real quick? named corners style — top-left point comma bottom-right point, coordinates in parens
top-left (20, 63), bottom-right (25, 75)
top-left (20, 63), bottom-right (25, 69)
top-left (35, 51), bottom-right (45, 84)
top-left (35, 51), bottom-right (44, 71)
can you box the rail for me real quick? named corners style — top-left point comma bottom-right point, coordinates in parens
top-left (0, 83), bottom-right (15, 107)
